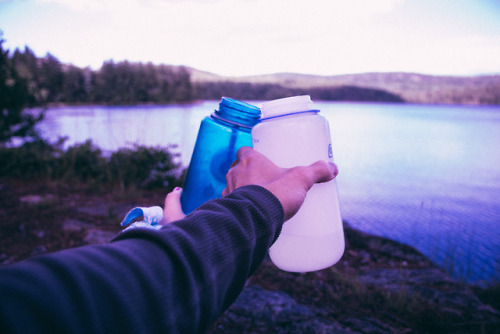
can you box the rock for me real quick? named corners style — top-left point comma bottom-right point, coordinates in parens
top-left (357, 268), bottom-right (454, 289)
top-left (210, 225), bottom-right (500, 333)
top-left (342, 317), bottom-right (398, 334)
top-left (357, 268), bottom-right (500, 329)
top-left (63, 219), bottom-right (118, 244)
top-left (19, 194), bottom-right (55, 205)
top-left (211, 285), bottom-right (351, 333)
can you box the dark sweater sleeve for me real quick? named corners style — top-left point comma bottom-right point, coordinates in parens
top-left (0, 185), bottom-right (284, 334)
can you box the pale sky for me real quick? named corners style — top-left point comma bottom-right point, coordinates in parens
top-left (1, 0), bottom-right (499, 77)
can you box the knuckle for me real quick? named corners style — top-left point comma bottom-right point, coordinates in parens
top-left (291, 166), bottom-right (310, 180)
top-left (236, 146), bottom-right (252, 159)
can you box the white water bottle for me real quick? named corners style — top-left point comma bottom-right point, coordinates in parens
top-left (252, 95), bottom-right (344, 272)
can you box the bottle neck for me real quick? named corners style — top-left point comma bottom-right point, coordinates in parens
top-left (210, 112), bottom-right (254, 129)
top-left (213, 97), bottom-right (261, 128)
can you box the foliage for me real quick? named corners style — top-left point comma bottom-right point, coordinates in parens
top-left (0, 138), bottom-right (60, 179)
top-left (0, 139), bottom-right (182, 191)
top-left (91, 61), bottom-right (192, 104)
top-left (10, 46), bottom-right (194, 106)
top-left (0, 35), bottom-right (43, 144)
top-left (57, 140), bottom-right (108, 184)
top-left (109, 144), bottom-right (181, 190)
top-left (194, 82), bottom-right (405, 102)
top-left (194, 81), bottom-right (303, 101)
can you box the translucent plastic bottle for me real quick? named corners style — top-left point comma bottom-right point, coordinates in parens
top-left (252, 95), bottom-right (344, 272)
top-left (180, 97), bottom-right (261, 214)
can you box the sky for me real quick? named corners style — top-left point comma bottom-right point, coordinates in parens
top-left (1, 0), bottom-right (500, 77)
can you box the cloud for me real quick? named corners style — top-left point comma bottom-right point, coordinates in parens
top-left (37, 0), bottom-right (112, 11)
top-left (36, 0), bottom-right (404, 17)
top-left (12, 0), bottom-right (498, 76)
top-left (32, 0), bottom-right (406, 45)
top-left (36, 0), bottom-right (223, 12)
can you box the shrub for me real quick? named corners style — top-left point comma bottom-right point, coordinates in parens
top-left (56, 140), bottom-right (108, 184)
top-left (0, 139), bottom-right (182, 191)
top-left (109, 144), bottom-right (181, 190)
top-left (0, 139), bottom-right (60, 179)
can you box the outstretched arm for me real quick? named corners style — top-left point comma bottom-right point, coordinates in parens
top-left (0, 147), bottom-right (338, 333)
top-left (0, 186), bottom-right (284, 333)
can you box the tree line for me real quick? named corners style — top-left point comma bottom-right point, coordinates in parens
top-left (194, 81), bottom-right (404, 102)
top-left (9, 46), bottom-right (194, 106)
top-left (5, 43), bottom-right (405, 107)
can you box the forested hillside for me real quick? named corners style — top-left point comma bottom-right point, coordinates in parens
top-left (189, 69), bottom-right (500, 105)
top-left (5, 43), bottom-right (500, 105)
top-left (9, 46), bottom-right (193, 106)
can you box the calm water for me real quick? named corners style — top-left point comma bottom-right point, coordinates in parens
top-left (37, 101), bottom-right (500, 284)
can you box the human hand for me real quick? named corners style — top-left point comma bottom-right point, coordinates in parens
top-left (160, 187), bottom-right (186, 225)
top-left (222, 147), bottom-right (338, 221)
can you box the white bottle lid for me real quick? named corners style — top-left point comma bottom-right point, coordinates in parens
top-left (260, 95), bottom-right (316, 120)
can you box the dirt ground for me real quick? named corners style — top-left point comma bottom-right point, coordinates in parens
top-left (0, 179), bottom-right (167, 265)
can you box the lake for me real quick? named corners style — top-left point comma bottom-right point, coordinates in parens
top-left (36, 101), bottom-right (500, 284)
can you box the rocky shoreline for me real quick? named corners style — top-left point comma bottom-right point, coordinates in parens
top-left (208, 223), bottom-right (499, 333)
top-left (1, 180), bottom-right (499, 333)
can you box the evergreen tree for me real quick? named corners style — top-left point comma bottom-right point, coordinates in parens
top-left (39, 53), bottom-right (64, 103)
top-left (0, 35), bottom-right (43, 144)
top-left (62, 65), bottom-right (89, 103)
top-left (11, 46), bottom-right (40, 105)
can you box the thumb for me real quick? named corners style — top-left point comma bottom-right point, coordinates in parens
top-left (306, 161), bottom-right (339, 185)
top-left (162, 187), bottom-right (186, 225)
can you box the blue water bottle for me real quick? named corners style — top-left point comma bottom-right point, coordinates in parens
top-left (180, 97), bottom-right (261, 214)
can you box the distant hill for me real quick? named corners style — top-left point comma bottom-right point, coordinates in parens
top-left (188, 68), bottom-right (500, 105)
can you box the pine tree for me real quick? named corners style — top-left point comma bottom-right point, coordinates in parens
top-left (0, 34), bottom-right (43, 144)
